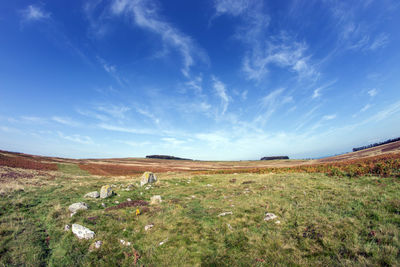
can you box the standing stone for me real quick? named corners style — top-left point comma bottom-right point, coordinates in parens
top-left (100, 185), bottom-right (113, 198)
top-left (69, 202), bottom-right (89, 216)
top-left (140, 172), bottom-right (157, 187)
top-left (84, 191), bottom-right (100, 198)
top-left (150, 195), bottom-right (162, 205)
top-left (72, 224), bottom-right (95, 239)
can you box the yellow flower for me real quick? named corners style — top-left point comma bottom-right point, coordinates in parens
top-left (136, 209), bottom-right (140, 216)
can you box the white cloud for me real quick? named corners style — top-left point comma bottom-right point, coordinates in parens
top-left (368, 88), bottom-right (378, 97)
top-left (322, 114), bottom-right (337, 121)
top-left (212, 76), bottom-right (230, 115)
top-left (98, 123), bottom-right (153, 135)
top-left (360, 104), bottom-right (371, 112)
top-left (162, 137), bottom-right (185, 146)
top-left (369, 33), bottom-right (389, 50)
top-left (136, 107), bottom-right (160, 125)
top-left (57, 132), bottom-right (93, 145)
top-left (21, 5), bottom-right (50, 22)
top-left (243, 33), bottom-right (317, 81)
top-left (254, 88), bottom-right (285, 125)
top-left (52, 116), bottom-right (79, 127)
top-left (110, 0), bottom-right (207, 77)
top-left (214, 0), bottom-right (249, 16)
top-left (95, 104), bottom-right (130, 119)
top-left (312, 88), bottom-right (321, 99)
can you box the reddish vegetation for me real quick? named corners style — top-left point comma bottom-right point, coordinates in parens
top-left (0, 154), bottom-right (58, 171)
top-left (206, 153), bottom-right (400, 177)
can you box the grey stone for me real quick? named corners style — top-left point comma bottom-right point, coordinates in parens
top-left (69, 202), bottom-right (88, 216)
top-left (140, 172), bottom-right (157, 187)
top-left (150, 195), bottom-right (162, 205)
top-left (84, 191), bottom-right (100, 198)
top-left (218, 211), bottom-right (233, 217)
top-left (264, 212), bottom-right (278, 221)
top-left (64, 224), bottom-right (70, 231)
top-left (145, 224), bottom-right (154, 231)
top-left (100, 185), bottom-right (113, 199)
top-left (72, 224), bottom-right (95, 239)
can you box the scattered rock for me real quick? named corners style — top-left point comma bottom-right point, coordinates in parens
top-left (84, 191), bottom-right (100, 198)
top-left (120, 239), bottom-right (131, 246)
top-left (89, 240), bottom-right (102, 251)
top-left (72, 224), bottom-right (95, 239)
top-left (218, 211), bottom-right (233, 217)
top-left (100, 185), bottom-right (113, 199)
top-left (275, 220), bottom-right (281, 224)
top-left (69, 202), bottom-right (89, 216)
top-left (64, 225), bottom-right (70, 231)
top-left (227, 223), bottom-right (233, 230)
top-left (115, 201), bottom-right (119, 204)
top-left (140, 172), bottom-right (157, 187)
top-left (101, 203), bottom-right (106, 208)
top-left (206, 184), bottom-right (212, 187)
top-left (127, 198), bottom-right (132, 202)
top-left (145, 186), bottom-right (151, 190)
top-left (159, 239), bottom-right (168, 246)
top-left (264, 213), bottom-right (278, 221)
top-left (145, 224), bottom-right (154, 231)
top-left (150, 195), bottom-right (162, 205)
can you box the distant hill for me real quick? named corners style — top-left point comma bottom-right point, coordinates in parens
top-left (353, 137), bottom-right (400, 152)
top-left (260, 156), bottom-right (289, 160)
top-left (146, 155), bottom-right (192, 160)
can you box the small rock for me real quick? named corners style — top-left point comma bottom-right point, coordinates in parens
top-left (145, 224), bottom-right (154, 231)
top-left (84, 191), bottom-right (100, 198)
top-left (100, 185), bottom-right (113, 199)
top-left (120, 239), bottom-right (131, 246)
top-left (115, 201), bottom-right (119, 204)
top-left (227, 223), bottom-right (233, 230)
top-left (218, 211), bottom-right (233, 217)
top-left (206, 184), bottom-right (212, 187)
top-left (275, 220), bottom-right (281, 224)
top-left (64, 224), bottom-right (70, 231)
top-left (145, 186), bottom-right (150, 190)
top-left (140, 172), bottom-right (157, 187)
top-left (264, 213), bottom-right (278, 221)
top-left (140, 192), bottom-right (143, 195)
top-left (72, 224), bottom-right (95, 239)
top-left (69, 202), bottom-right (89, 216)
top-left (101, 203), bottom-right (106, 208)
top-left (150, 195), bottom-right (162, 205)
top-left (159, 239), bottom-right (168, 246)
top-left (127, 198), bottom-right (132, 202)
top-left (89, 240), bottom-right (102, 251)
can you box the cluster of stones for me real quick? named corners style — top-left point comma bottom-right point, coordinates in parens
top-left (66, 171), bottom-right (160, 249)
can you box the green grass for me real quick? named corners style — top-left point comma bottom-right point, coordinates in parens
top-left (0, 170), bottom-right (399, 266)
top-left (57, 164), bottom-right (90, 176)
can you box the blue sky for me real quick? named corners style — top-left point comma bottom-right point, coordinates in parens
top-left (1, 0), bottom-right (400, 160)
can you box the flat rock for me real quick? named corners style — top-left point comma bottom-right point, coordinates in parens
top-left (89, 240), bottom-right (102, 251)
top-left (264, 212), bottom-right (278, 221)
top-left (120, 239), bottom-right (131, 246)
top-left (140, 172), bottom-right (157, 187)
top-left (150, 195), bottom-right (162, 205)
top-left (145, 224), bottom-right (154, 231)
top-left (84, 191), bottom-right (100, 198)
top-left (100, 185), bottom-right (113, 199)
top-left (218, 211), bottom-right (233, 217)
top-left (72, 224), bottom-right (95, 239)
top-left (69, 202), bottom-right (88, 216)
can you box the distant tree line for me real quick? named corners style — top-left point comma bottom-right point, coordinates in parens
top-left (146, 155), bottom-right (192, 160)
top-left (352, 137), bottom-right (400, 152)
top-left (260, 156), bottom-right (289, 160)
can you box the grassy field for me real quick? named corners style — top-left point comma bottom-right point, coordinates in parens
top-left (0, 164), bottom-right (399, 266)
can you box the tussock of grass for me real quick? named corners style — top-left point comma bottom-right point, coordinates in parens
top-left (0, 169), bottom-right (399, 266)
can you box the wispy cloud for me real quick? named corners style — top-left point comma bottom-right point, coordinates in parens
top-left (361, 103), bottom-right (371, 112)
top-left (98, 123), bottom-right (153, 135)
top-left (136, 107), bottom-right (160, 125)
top-left (96, 56), bottom-right (126, 86)
top-left (110, 0), bottom-right (207, 77)
top-left (212, 76), bottom-right (230, 115)
top-left (52, 116), bottom-right (80, 127)
top-left (368, 88), bottom-right (378, 97)
top-left (254, 88), bottom-right (286, 125)
top-left (21, 4), bottom-right (50, 22)
top-left (95, 104), bottom-right (130, 119)
top-left (57, 131), bottom-right (93, 144)
top-left (322, 114), bottom-right (337, 121)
